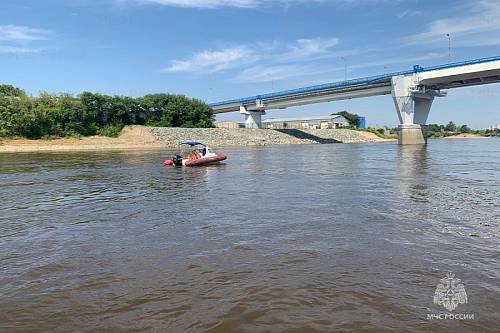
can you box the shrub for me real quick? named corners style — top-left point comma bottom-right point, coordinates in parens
top-left (97, 124), bottom-right (124, 138)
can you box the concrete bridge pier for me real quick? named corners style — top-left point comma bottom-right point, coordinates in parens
top-left (240, 106), bottom-right (266, 129)
top-left (391, 76), bottom-right (444, 145)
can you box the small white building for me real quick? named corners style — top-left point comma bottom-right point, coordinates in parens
top-left (262, 115), bottom-right (350, 130)
top-left (488, 124), bottom-right (500, 131)
top-left (216, 121), bottom-right (243, 129)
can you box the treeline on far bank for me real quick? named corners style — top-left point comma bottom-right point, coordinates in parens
top-left (0, 84), bottom-right (215, 139)
top-left (363, 121), bottom-right (500, 139)
top-left (426, 122), bottom-right (500, 138)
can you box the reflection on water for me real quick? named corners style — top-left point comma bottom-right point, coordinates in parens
top-left (0, 139), bottom-right (499, 332)
top-left (398, 145), bottom-right (430, 202)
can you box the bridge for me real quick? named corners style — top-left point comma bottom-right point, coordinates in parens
top-left (209, 56), bottom-right (500, 144)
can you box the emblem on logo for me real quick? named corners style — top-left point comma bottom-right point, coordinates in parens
top-left (433, 272), bottom-right (468, 312)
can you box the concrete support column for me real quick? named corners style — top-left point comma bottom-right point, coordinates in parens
top-left (391, 76), bottom-right (437, 145)
top-left (398, 124), bottom-right (427, 145)
top-left (413, 96), bottom-right (433, 125)
top-left (240, 106), bottom-right (266, 129)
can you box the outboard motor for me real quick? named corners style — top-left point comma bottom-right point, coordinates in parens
top-left (173, 155), bottom-right (183, 167)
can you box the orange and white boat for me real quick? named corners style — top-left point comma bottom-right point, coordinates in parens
top-left (164, 141), bottom-right (227, 167)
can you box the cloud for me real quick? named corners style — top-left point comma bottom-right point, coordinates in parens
top-left (0, 25), bottom-right (52, 41)
top-left (235, 64), bottom-right (334, 82)
top-left (403, 0), bottom-right (500, 47)
top-left (349, 52), bottom-right (447, 71)
top-left (0, 25), bottom-right (53, 55)
top-left (235, 52), bottom-right (448, 83)
top-left (279, 37), bottom-right (339, 62)
top-left (131, 0), bottom-right (402, 9)
top-left (136, 0), bottom-right (258, 8)
top-left (164, 36), bottom-right (342, 74)
top-left (398, 9), bottom-right (423, 19)
top-left (133, 0), bottom-right (324, 8)
top-left (163, 46), bottom-right (258, 73)
top-left (0, 45), bottom-right (40, 54)
top-left (163, 33), bottom-right (448, 85)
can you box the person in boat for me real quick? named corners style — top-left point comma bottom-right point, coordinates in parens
top-left (188, 150), bottom-right (200, 161)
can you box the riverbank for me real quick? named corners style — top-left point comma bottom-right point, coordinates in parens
top-left (442, 133), bottom-right (487, 139)
top-left (0, 126), bottom-right (395, 153)
top-left (0, 126), bottom-right (164, 153)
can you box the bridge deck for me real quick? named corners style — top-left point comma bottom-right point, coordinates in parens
top-left (209, 56), bottom-right (500, 113)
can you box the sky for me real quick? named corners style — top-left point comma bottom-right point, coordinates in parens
top-left (1, 0), bottom-right (499, 128)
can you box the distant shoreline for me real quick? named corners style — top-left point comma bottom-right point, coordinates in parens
top-left (2, 126), bottom-right (495, 154)
top-left (0, 126), bottom-right (397, 153)
top-left (1, 127), bottom-right (495, 153)
top-left (441, 133), bottom-right (487, 139)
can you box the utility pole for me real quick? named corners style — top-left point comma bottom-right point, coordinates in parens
top-left (340, 56), bottom-right (348, 111)
top-left (446, 33), bottom-right (451, 63)
top-left (341, 56), bottom-right (347, 81)
top-left (209, 87), bottom-right (214, 102)
top-left (268, 74), bottom-right (275, 92)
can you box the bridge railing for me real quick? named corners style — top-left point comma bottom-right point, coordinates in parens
top-left (209, 55), bottom-right (500, 108)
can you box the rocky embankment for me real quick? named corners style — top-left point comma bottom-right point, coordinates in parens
top-left (149, 127), bottom-right (390, 148)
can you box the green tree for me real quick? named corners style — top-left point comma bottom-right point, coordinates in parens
top-left (427, 124), bottom-right (444, 133)
top-left (143, 94), bottom-right (214, 128)
top-left (0, 85), bottom-right (215, 138)
top-left (444, 121), bottom-right (457, 132)
top-left (0, 84), bottom-right (26, 98)
top-left (140, 93), bottom-right (174, 124)
top-left (332, 111), bottom-right (360, 127)
top-left (459, 124), bottom-right (471, 133)
top-left (0, 93), bottom-right (29, 136)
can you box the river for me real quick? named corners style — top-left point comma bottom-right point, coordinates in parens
top-left (0, 139), bottom-right (499, 332)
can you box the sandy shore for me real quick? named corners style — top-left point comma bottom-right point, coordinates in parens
top-left (355, 131), bottom-right (395, 142)
top-left (443, 133), bottom-right (486, 139)
top-left (0, 126), bottom-right (394, 153)
top-left (0, 126), bottom-right (165, 153)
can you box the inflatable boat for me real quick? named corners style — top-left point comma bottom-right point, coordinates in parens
top-left (164, 141), bottom-right (227, 167)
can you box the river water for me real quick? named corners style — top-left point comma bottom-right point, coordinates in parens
top-left (0, 139), bottom-right (499, 332)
